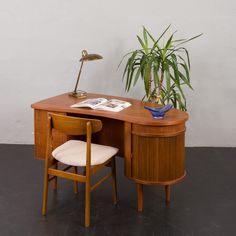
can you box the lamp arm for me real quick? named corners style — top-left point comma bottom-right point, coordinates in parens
top-left (73, 60), bottom-right (84, 93)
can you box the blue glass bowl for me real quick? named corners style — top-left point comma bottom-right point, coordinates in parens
top-left (144, 104), bottom-right (173, 119)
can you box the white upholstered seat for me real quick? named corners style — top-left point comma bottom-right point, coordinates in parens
top-left (52, 140), bottom-right (118, 166)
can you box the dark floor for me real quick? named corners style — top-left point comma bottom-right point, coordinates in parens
top-left (0, 145), bottom-right (236, 236)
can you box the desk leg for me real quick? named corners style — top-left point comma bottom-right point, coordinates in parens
top-left (165, 185), bottom-right (171, 205)
top-left (137, 183), bottom-right (143, 212)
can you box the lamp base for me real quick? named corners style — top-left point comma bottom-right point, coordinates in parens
top-left (68, 90), bottom-right (87, 98)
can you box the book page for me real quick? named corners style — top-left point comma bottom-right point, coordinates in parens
top-left (95, 99), bottom-right (131, 112)
top-left (70, 98), bottom-right (107, 109)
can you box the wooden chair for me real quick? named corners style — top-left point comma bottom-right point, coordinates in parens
top-left (42, 113), bottom-right (118, 227)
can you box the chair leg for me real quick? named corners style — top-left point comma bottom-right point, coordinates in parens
top-left (85, 178), bottom-right (91, 227)
top-left (73, 166), bottom-right (78, 194)
top-left (53, 163), bottom-right (58, 190)
top-left (111, 157), bottom-right (118, 205)
top-left (42, 171), bottom-right (49, 215)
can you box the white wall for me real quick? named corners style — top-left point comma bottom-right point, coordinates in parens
top-left (0, 0), bottom-right (235, 146)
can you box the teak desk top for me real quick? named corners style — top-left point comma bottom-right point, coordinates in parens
top-left (31, 93), bottom-right (188, 126)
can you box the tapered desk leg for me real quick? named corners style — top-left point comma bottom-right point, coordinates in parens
top-left (165, 185), bottom-right (171, 205)
top-left (137, 183), bottom-right (143, 212)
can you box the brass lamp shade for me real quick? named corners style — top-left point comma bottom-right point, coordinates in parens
top-left (69, 50), bottom-right (103, 98)
top-left (80, 50), bottom-right (103, 62)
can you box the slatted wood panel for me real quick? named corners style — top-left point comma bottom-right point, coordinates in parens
top-left (131, 133), bottom-right (185, 184)
top-left (124, 122), bottom-right (132, 178)
top-left (34, 110), bottom-right (67, 159)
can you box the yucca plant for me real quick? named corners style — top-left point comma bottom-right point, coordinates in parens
top-left (120, 25), bottom-right (202, 111)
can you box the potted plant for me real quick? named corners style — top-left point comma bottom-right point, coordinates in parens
top-left (120, 25), bottom-right (202, 111)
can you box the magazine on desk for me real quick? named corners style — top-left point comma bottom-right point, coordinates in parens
top-left (70, 98), bottom-right (131, 112)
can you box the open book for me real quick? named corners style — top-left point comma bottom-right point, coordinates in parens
top-left (70, 98), bottom-right (131, 112)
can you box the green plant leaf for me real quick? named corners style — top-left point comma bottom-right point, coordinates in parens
top-left (137, 35), bottom-right (148, 54)
top-left (122, 59), bottom-right (129, 80)
top-left (143, 63), bottom-right (151, 99)
top-left (163, 31), bottom-right (177, 58)
top-left (133, 67), bottom-right (141, 86)
top-left (143, 26), bottom-right (156, 43)
top-left (127, 66), bottom-right (136, 91)
top-left (180, 47), bottom-right (190, 69)
top-left (179, 72), bottom-right (193, 90)
top-left (175, 93), bottom-right (185, 110)
top-left (175, 33), bottom-right (203, 48)
top-left (165, 68), bottom-right (171, 102)
top-left (180, 62), bottom-right (190, 81)
top-left (153, 63), bottom-right (160, 88)
top-left (143, 26), bottom-right (148, 49)
top-left (170, 54), bottom-right (180, 86)
top-left (156, 24), bottom-right (171, 44)
top-left (118, 50), bottom-right (137, 69)
top-left (172, 38), bottom-right (186, 43)
top-left (150, 25), bottom-right (171, 53)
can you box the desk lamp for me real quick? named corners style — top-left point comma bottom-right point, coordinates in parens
top-left (69, 50), bottom-right (103, 98)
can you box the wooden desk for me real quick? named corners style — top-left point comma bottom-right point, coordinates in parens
top-left (31, 93), bottom-right (188, 211)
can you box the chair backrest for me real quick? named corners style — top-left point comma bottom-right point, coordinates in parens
top-left (48, 112), bottom-right (102, 136)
